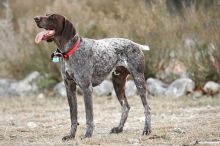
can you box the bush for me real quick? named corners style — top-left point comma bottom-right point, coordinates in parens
top-left (0, 0), bottom-right (219, 86)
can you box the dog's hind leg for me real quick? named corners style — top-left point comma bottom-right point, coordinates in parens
top-left (130, 70), bottom-right (151, 135)
top-left (125, 46), bottom-right (152, 135)
top-left (110, 66), bottom-right (130, 134)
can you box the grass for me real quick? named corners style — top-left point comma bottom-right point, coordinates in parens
top-left (0, 0), bottom-right (220, 88)
top-left (0, 95), bottom-right (220, 145)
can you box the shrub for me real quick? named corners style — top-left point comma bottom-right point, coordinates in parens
top-left (0, 0), bottom-right (219, 86)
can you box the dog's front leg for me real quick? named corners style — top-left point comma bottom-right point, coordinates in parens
top-left (62, 79), bottom-right (78, 141)
top-left (82, 85), bottom-right (94, 138)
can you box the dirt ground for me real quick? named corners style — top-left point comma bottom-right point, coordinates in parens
top-left (0, 94), bottom-right (220, 146)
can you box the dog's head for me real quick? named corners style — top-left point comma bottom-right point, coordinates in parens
top-left (34, 14), bottom-right (76, 44)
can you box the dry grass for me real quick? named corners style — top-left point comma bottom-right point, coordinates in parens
top-left (0, 0), bottom-right (220, 85)
top-left (0, 95), bottom-right (220, 146)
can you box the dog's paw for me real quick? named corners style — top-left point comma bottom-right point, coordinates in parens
top-left (110, 127), bottom-right (123, 134)
top-left (62, 135), bottom-right (74, 141)
top-left (142, 129), bottom-right (151, 135)
top-left (84, 131), bottom-right (92, 138)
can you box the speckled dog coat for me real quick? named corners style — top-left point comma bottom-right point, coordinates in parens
top-left (34, 14), bottom-right (151, 140)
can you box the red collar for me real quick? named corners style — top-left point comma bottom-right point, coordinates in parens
top-left (63, 37), bottom-right (80, 59)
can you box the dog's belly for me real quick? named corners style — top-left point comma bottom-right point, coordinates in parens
top-left (91, 57), bottom-right (118, 86)
top-left (91, 46), bottom-right (118, 86)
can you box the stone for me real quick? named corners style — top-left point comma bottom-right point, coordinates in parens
top-left (0, 78), bottom-right (16, 96)
top-left (203, 81), bottom-right (220, 96)
top-left (173, 128), bottom-right (185, 134)
top-left (112, 80), bottom-right (137, 97)
top-left (53, 82), bottom-right (67, 97)
top-left (93, 80), bottom-right (113, 96)
top-left (37, 93), bottom-right (45, 99)
top-left (146, 78), bottom-right (168, 96)
top-left (125, 80), bottom-right (137, 97)
top-left (20, 71), bottom-right (40, 84)
top-left (27, 122), bottom-right (37, 129)
top-left (0, 71), bottom-right (41, 97)
top-left (165, 78), bottom-right (195, 98)
top-left (192, 90), bottom-right (203, 99)
top-left (9, 71), bottom-right (41, 96)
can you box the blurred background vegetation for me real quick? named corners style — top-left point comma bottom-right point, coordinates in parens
top-left (0, 0), bottom-right (219, 87)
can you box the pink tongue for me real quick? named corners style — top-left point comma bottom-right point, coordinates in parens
top-left (35, 30), bottom-right (55, 44)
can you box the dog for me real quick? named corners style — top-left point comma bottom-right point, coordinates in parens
top-left (34, 14), bottom-right (151, 140)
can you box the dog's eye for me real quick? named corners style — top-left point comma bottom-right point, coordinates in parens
top-left (48, 14), bottom-right (55, 20)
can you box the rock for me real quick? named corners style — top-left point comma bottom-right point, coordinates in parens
top-left (93, 80), bottom-right (113, 96)
top-left (203, 81), bottom-right (220, 96)
top-left (20, 71), bottom-right (40, 84)
top-left (10, 71), bottom-right (41, 96)
top-left (27, 122), bottom-right (37, 129)
top-left (146, 78), bottom-right (168, 96)
top-left (53, 82), bottom-right (67, 97)
top-left (0, 78), bottom-right (15, 86)
top-left (37, 93), bottom-right (45, 99)
top-left (173, 128), bottom-right (185, 134)
top-left (111, 89), bottom-right (116, 97)
top-left (0, 78), bottom-right (16, 96)
top-left (165, 78), bottom-right (195, 98)
top-left (10, 83), bottom-right (37, 96)
top-left (111, 80), bottom-right (137, 97)
top-left (192, 90), bottom-right (203, 99)
top-left (0, 88), bottom-right (5, 96)
top-left (125, 80), bottom-right (137, 97)
top-left (53, 80), bottom-right (114, 97)
top-left (0, 71), bottom-right (41, 97)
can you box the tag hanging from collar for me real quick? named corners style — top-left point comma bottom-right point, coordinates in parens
top-left (52, 56), bottom-right (61, 63)
top-left (51, 48), bottom-right (62, 63)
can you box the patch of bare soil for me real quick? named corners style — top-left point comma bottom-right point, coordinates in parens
top-left (0, 95), bottom-right (220, 146)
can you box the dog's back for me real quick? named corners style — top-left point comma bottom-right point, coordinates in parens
top-left (79, 38), bottom-right (145, 86)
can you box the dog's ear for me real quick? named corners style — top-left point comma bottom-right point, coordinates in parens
top-left (62, 19), bottom-right (76, 41)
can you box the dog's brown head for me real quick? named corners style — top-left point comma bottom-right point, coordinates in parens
top-left (34, 14), bottom-right (76, 48)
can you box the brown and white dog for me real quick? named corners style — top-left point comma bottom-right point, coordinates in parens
top-left (34, 14), bottom-right (151, 140)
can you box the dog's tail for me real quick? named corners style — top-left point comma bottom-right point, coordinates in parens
top-left (133, 42), bottom-right (150, 51)
top-left (139, 45), bottom-right (150, 51)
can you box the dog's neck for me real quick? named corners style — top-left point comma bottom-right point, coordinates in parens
top-left (53, 36), bottom-right (67, 50)
top-left (63, 34), bottom-right (79, 54)
top-left (53, 35), bottom-right (75, 50)
top-left (54, 34), bottom-right (79, 53)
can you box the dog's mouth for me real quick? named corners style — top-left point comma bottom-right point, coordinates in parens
top-left (35, 29), bottom-right (55, 44)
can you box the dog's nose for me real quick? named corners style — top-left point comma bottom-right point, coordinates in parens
top-left (34, 16), bottom-right (41, 22)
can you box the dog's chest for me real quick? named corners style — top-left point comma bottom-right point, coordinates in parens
top-left (64, 61), bottom-right (73, 74)
top-left (63, 60), bottom-right (85, 84)
top-left (62, 61), bottom-right (79, 84)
